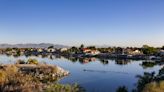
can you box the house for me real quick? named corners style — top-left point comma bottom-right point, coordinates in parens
top-left (124, 49), bottom-right (142, 55)
top-left (83, 48), bottom-right (91, 53)
top-left (83, 48), bottom-right (100, 55)
top-left (131, 50), bottom-right (143, 55)
top-left (90, 50), bottom-right (100, 55)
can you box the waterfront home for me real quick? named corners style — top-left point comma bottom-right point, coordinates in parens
top-left (124, 49), bottom-right (143, 55)
top-left (83, 48), bottom-right (91, 53)
top-left (83, 48), bottom-right (100, 55)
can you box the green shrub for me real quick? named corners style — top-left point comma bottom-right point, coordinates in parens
top-left (27, 59), bottom-right (39, 65)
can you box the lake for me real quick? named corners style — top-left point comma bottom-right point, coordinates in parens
top-left (0, 55), bottom-right (162, 92)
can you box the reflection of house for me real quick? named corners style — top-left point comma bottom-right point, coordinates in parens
top-left (83, 48), bottom-right (100, 55)
top-left (159, 50), bottom-right (164, 56)
top-left (115, 59), bottom-right (130, 65)
top-left (80, 58), bottom-right (96, 64)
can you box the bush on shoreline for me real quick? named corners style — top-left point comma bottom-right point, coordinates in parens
top-left (0, 62), bottom-right (83, 92)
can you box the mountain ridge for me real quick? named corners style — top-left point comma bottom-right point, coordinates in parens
top-left (0, 43), bottom-right (69, 48)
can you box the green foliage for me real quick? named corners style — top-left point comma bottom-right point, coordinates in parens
top-left (142, 45), bottom-right (158, 55)
top-left (87, 46), bottom-right (96, 50)
top-left (115, 47), bottom-right (123, 54)
top-left (48, 46), bottom-right (54, 49)
top-left (69, 46), bottom-right (80, 53)
top-left (98, 48), bottom-right (111, 53)
top-left (162, 46), bottom-right (164, 50)
top-left (116, 86), bottom-right (128, 92)
top-left (5, 48), bottom-right (12, 52)
top-left (135, 72), bottom-right (155, 92)
top-left (141, 62), bottom-right (156, 68)
top-left (27, 58), bottom-right (39, 65)
top-left (80, 44), bottom-right (84, 49)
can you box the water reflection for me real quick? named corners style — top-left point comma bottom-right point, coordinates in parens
top-left (0, 54), bottom-right (164, 92)
top-left (116, 66), bottom-right (164, 92)
top-left (115, 59), bottom-right (131, 65)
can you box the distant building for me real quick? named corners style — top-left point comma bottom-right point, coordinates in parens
top-left (124, 49), bottom-right (143, 55)
top-left (83, 48), bottom-right (100, 55)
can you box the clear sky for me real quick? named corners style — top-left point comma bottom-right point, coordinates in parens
top-left (0, 0), bottom-right (164, 47)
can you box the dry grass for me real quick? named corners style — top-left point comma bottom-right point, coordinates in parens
top-left (142, 81), bottom-right (164, 92)
top-left (0, 64), bottom-right (79, 92)
top-left (0, 65), bottom-right (43, 92)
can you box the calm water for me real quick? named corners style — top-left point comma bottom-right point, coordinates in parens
top-left (0, 55), bottom-right (162, 92)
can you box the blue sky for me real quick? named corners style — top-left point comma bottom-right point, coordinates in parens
top-left (0, 0), bottom-right (164, 47)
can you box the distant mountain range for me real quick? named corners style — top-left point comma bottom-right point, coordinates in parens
top-left (0, 43), bottom-right (69, 48)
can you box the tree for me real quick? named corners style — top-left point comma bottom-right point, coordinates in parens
top-left (143, 45), bottom-right (149, 48)
top-left (87, 46), bottom-right (96, 50)
top-left (48, 46), bottom-right (54, 49)
top-left (162, 46), bottom-right (164, 50)
top-left (80, 44), bottom-right (84, 49)
top-left (116, 86), bottom-right (128, 92)
top-left (69, 46), bottom-right (80, 53)
top-left (5, 48), bottom-right (12, 52)
top-left (142, 45), bottom-right (158, 55)
top-left (115, 47), bottom-right (123, 54)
